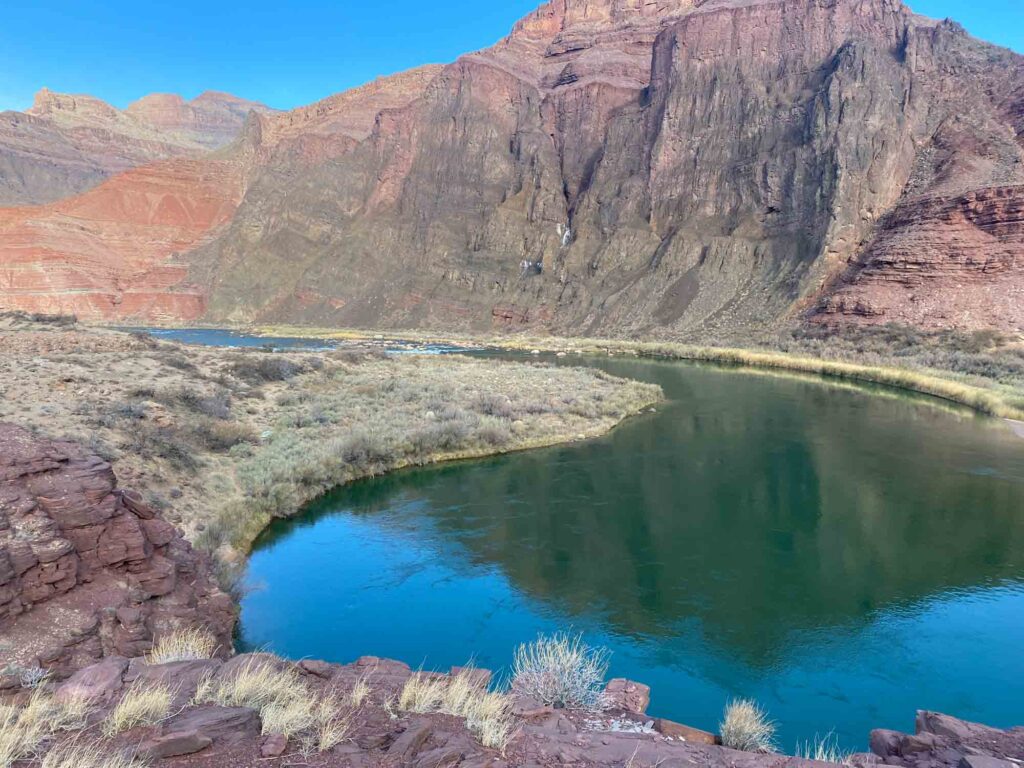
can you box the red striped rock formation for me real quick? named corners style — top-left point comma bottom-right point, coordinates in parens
top-left (0, 157), bottom-right (247, 321)
top-left (818, 186), bottom-right (1024, 329)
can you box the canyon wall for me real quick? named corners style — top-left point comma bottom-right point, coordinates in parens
top-left (0, 0), bottom-right (1022, 335)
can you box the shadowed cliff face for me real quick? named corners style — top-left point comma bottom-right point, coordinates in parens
top-left (1, 0), bottom-right (1022, 333)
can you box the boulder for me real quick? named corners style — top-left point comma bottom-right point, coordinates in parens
top-left (654, 718), bottom-right (719, 745)
top-left (602, 679), bottom-right (650, 714)
top-left (261, 733), bottom-right (289, 757)
top-left (55, 656), bottom-right (127, 703)
top-left (139, 731), bottom-right (214, 759)
top-left (158, 705), bottom-right (261, 748)
top-left (959, 757), bottom-right (1017, 768)
top-left (387, 719), bottom-right (434, 763)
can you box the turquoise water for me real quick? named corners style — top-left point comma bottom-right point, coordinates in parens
top-left (144, 331), bottom-right (1024, 751)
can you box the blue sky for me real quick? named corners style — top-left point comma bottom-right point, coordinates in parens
top-left (0, 0), bottom-right (1020, 113)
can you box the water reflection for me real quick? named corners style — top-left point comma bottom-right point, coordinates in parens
top-left (243, 360), bottom-right (1024, 747)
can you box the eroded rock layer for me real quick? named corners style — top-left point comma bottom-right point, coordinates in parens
top-left (0, 424), bottom-right (234, 679)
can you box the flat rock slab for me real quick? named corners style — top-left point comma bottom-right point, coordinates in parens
top-left (159, 705), bottom-right (261, 749)
top-left (55, 655), bottom-right (127, 703)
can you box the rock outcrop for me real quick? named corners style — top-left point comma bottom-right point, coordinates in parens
top-left (0, 423), bottom-right (234, 681)
top-left (0, 0), bottom-right (1022, 334)
top-left (0, 87), bottom-right (274, 205)
top-left (5, 650), bottom-right (1021, 768)
top-left (870, 711), bottom-right (1024, 768)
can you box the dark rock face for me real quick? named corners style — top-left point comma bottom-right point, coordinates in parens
top-left (0, 423), bottom-right (234, 678)
top-left (869, 711), bottom-right (1024, 768)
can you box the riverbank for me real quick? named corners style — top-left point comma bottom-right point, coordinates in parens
top-left (255, 324), bottom-right (1024, 422)
top-left (4, 643), bottom-right (1021, 768)
top-left (0, 314), bottom-right (661, 582)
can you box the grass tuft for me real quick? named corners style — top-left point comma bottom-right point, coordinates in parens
top-left (399, 669), bottom-right (516, 752)
top-left (720, 698), bottom-right (776, 753)
top-left (194, 658), bottom-right (350, 751)
top-left (349, 676), bottom-right (372, 708)
top-left (102, 683), bottom-right (173, 736)
top-left (797, 731), bottom-right (854, 765)
top-left (146, 627), bottom-right (219, 664)
top-left (0, 689), bottom-right (95, 765)
top-left (40, 740), bottom-right (145, 768)
top-left (511, 632), bottom-right (610, 711)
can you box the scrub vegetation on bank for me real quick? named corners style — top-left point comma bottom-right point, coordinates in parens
top-left (0, 313), bottom-right (661, 588)
top-left (257, 323), bottom-right (1024, 422)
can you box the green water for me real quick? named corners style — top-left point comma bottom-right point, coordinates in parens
top-left (239, 356), bottom-right (1024, 750)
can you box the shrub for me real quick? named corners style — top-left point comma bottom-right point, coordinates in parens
top-left (230, 356), bottom-right (304, 383)
top-left (102, 683), bottom-right (173, 735)
top-left (339, 431), bottom-right (392, 468)
top-left (125, 425), bottom-right (198, 470)
top-left (191, 418), bottom-right (258, 451)
top-left (146, 627), bottom-right (219, 664)
top-left (474, 393), bottom-right (515, 418)
top-left (719, 699), bottom-right (776, 753)
top-left (476, 418), bottom-right (511, 447)
top-left (409, 420), bottom-right (472, 453)
top-left (331, 347), bottom-right (389, 365)
top-left (511, 632), bottom-right (610, 711)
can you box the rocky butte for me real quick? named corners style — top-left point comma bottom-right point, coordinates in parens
top-left (0, 0), bottom-right (1022, 333)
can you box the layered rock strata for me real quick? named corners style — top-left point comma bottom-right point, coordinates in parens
top-left (0, 423), bottom-right (234, 680)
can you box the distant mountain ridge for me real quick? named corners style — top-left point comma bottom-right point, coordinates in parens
top-left (0, 88), bottom-right (275, 205)
top-left (0, 0), bottom-right (1022, 336)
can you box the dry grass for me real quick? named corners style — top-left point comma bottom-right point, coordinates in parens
top-left (349, 676), bottom-right (372, 708)
top-left (311, 699), bottom-right (353, 753)
top-left (194, 658), bottom-right (303, 714)
top-left (102, 683), bottom-right (173, 736)
top-left (146, 627), bottom-right (218, 664)
top-left (40, 740), bottom-right (146, 768)
top-left (796, 731), bottom-right (854, 765)
top-left (719, 699), bottom-right (777, 753)
top-left (259, 324), bottom-right (1024, 420)
top-left (194, 658), bottom-right (351, 751)
top-left (0, 689), bottom-right (94, 766)
top-left (511, 632), bottom-right (610, 711)
top-left (399, 669), bottom-right (516, 752)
